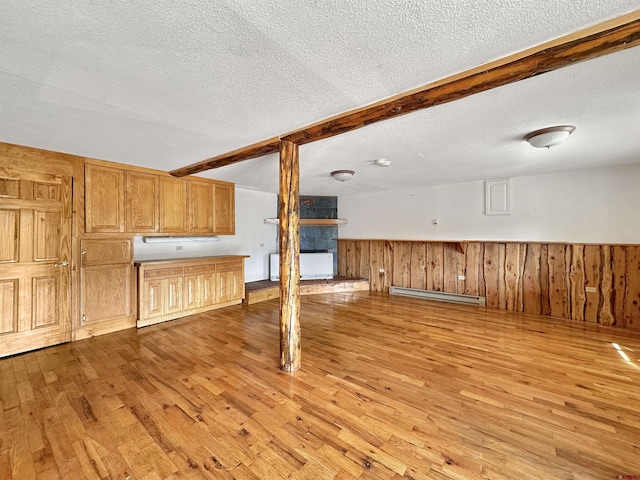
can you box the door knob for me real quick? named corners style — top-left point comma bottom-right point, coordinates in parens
top-left (54, 261), bottom-right (69, 267)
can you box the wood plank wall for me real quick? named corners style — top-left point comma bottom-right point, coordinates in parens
top-left (337, 240), bottom-right (640, 329)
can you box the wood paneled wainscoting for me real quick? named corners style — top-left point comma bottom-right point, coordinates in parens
top-left (337, 239), bottom-right (640, 329)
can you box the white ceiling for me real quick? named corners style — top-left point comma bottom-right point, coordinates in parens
top-left (1, 1), bottom-right (639, 196)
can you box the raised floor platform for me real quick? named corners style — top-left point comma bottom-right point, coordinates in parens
top-left (243, 276), bottom-right (369, 305)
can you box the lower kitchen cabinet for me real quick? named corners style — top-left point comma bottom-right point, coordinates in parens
top-left (142, 277), bottom-right (183, 321)
top-left (217, 264), bottom-right (244, 304)
top-left (135, 256), bottom-right (248, 328)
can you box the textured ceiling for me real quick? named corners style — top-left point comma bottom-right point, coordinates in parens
top-left (1, 1), bottom-right (639, 195)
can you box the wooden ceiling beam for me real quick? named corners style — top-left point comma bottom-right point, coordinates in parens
top-left (170, 136), bottom-right (280, 177)
top-left (171, 11), bottom-right (640, 176)
top-left (284, 12), bottom-right (640, 145)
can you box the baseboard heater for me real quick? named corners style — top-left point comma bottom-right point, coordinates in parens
top-left (389, 286), bottom-right (486, 307)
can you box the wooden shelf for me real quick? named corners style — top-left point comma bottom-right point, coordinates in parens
top-left (264, 218), bottom-right (347, 226)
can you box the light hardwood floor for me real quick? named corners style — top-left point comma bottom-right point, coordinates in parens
top-left (1, 292), bottom-right (639, 479)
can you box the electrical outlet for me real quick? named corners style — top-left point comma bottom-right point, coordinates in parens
top-left (585, 286), bottom-right (597, 293)
top-left (432, 218), bottom-right (439, 225)
top-left (458, 275), bottom-right (465, 280)
top-left (379, 268), bottom-right (385, 273)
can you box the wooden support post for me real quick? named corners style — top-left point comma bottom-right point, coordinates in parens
top-left (279, 140), bottom-right (301, 372)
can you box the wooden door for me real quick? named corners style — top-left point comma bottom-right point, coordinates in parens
top-left (126, 171), bottom-right (159, 233)
top-left (213, 183), bottom-right (235, 234)
top-left (0, 175), bottom-right (72, 358)
top-left (85, 163), bottom-right (125, 233)
top-left (159, 177), bottom-right (187, 233)
top-left (188, 180), bottom-right (213, 233)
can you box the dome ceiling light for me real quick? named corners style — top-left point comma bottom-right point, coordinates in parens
top-left (331, 170), bottom-right (355, 182)
top-left (524, 125), bottom-right (576, 148)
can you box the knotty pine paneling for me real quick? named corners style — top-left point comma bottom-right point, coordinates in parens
top-left (337, 240), bottom-right (640, 329)
top-left (410, 242), bottom-right (426, 290)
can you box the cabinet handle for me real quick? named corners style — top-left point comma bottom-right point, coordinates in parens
top-left (81, 249), bottom-right (87, 255)
top-left (54, 261), bottom-right (69, 267)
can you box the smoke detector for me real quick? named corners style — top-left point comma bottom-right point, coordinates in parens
top-left (374, 158), bottom-right (391, 167)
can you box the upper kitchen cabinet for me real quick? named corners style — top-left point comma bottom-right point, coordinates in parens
top-left (187, 180), bottom-right (213, 233)
top-left (126, 171), bottom-right (159, 233)
top-left (85, 163), bottom-right (125, 233)
top-left (84, 160), bottom-right (235, 235)
top-left (213, 182), bottom-right (235, 235)
top-left (159, 177), bottom-right (187, 233)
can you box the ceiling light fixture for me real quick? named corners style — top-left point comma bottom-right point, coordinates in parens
top-left (524, 125), bottom-right (576, 149)
top-left (331, 170), bottom-right (355, 182)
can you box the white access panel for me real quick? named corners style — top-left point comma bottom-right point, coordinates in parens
top-left (485, 178), bottom-right (512, 215)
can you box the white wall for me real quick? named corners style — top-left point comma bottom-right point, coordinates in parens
top-left (134, 188), bottom-right (277, 281)
top-left (339, 164), bottom-right (640, 244)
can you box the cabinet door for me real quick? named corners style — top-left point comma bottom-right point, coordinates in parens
top-left (159, 177), bottom-right (187, 233)
top-left (81, 238), bottom-right (132, 266)
top-left (184, 275), bottom-right (201, 310)
top-left (81, 264), bottom-right (133, 328)
top-left (85, 164), bottom-right (125, 233)
top-left (166, 277), bottom-right (183, 314)
top-left (213, 183), bottom-right (235, 234)
top-left (188, 180), bottom-right (213, 233)
top-left (143, 279), bottom-right (163, 319)
top-left (217, 271), bottom-right (233, 304)
top-left (126, 171), bottom-right (159, 233)
top-left (199, 273), bottom-right (216, 307)
top-left (232, 270), bottom-right (245, 301)
top-left (217, 260), bottom-right (243, 303)
top-left (78, 237), bottom-right (134, 339)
